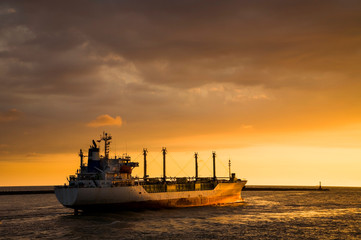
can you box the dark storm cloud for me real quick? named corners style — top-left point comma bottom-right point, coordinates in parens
top-left (1, 0), bottom-right (361, 156)
top-left (1, 0), bottom-right (361, 96)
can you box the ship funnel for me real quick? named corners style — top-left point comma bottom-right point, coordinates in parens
top-left (87, 140), bottom-right (100, 172)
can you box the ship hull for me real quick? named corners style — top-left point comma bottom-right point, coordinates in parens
top-left (55, 181), bottom-right (246, 210)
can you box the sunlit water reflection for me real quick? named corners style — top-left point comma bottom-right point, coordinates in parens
top-left (1, 187), bottom-right (360, 239)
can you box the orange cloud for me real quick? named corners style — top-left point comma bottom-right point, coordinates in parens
top-left (241, 124), bottom-right (254, 129)
top-left (25, 152), bottom-right (42, 158)
top-left (87, 114), bottom-right (123, 127)
top-left (0, 109), bottom-right (21, 122)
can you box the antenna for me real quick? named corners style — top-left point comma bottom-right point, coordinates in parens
top-left (228, 159), bottom-right (231, 179)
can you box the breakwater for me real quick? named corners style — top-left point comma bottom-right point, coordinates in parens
top-left (244, 186), bottom-right (329, 191)
top-left (0, 186), bottom-right (55, 195)
top-left (0, 185), bottom-right (329, 195)
top-left (0, 190), bottom-right (54, 195)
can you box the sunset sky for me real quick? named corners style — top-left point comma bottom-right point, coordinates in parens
top-left (1, 0), bottom-right (361, 186)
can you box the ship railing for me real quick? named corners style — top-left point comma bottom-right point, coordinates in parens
top-left (134, 176), bottom-right (238, 185)
top-left (112, 180), bottom-right (134, 187)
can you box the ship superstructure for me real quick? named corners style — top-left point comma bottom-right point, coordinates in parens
top-left (55, 132), bottom-right (247, 213)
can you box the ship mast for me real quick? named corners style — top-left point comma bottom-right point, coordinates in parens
top-left (98, 132), bottom-right (112, 159)
top-left (212, 151), bottom-right (216, 181)
top-left (194, 152), bottom-right (198, 180)
top-left (79, 149), bottom-right (84, 168)
top-left (162, 147), bottom-right (167, 182)
top-left (143, 148), bottom-right (148, 180)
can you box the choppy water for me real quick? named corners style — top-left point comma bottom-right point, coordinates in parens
top-left (1, 187), bottom-right (361, 239)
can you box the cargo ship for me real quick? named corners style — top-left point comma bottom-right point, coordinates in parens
top-left (55, 132), bottom-right (247, 214)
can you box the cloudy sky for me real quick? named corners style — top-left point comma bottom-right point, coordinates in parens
top-left (1, 0), bottom-right (361, 186)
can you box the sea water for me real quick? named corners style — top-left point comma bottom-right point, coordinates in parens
top-left (1, 187), bottom-right (360, 239)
